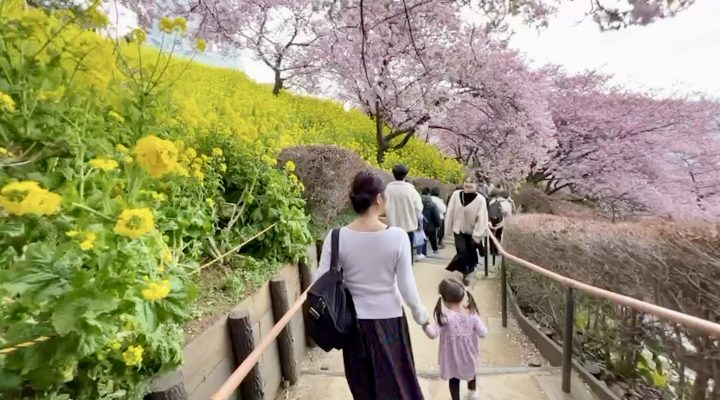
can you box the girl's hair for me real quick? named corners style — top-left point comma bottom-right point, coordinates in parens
top-left (350, 170), bottom-right (387, 214)
top-left (434, 278), bottom-right (479, 326)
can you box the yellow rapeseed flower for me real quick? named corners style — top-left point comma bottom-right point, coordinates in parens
top-left (0, 147), bottom-right (12, 157)
top-left (163, 246), bottom-right (172, 263)
top-left (122, 345), bottom-right (144, 367)
top-left (0, 181), bottom-right (62, 216)
top-left (184, 147), bottom-right (197, 160)
top-left (134, 135), bottom-right (178, 178)
top-left (142, 279), bottom-right (171, 301)
top-left (108, 111), bottom-right (124, 123)
top-left (79, 232), bottom-right (97, 251)
top-left (196, 38), bottom-right (207, 52)
top-left (175, 166), bottom-right (189, 177)
top-left (193, 170), bottom-right (204, 181)
top-left (219, 163), bottom-right (227, 173)
top-left (261, 154), bottom-right (277, 166)
top-left (159, 17), bottom-right (174, 33)
top-left (284, 160), bottom-right (296, 173)
top-left (109, 339), bottom-right (122, 351)
top-left (89, 158), bottom-right (119, 171)
top-left (173, 17), bottom-right (187, 33)
top-left (0, 91), bottom-right (16, 113)
top-left (206, 198), bottom-right (215, 207)
top-left (114, 208), bottom-right (154, 239)
top-left (211, 148), bottom-right (223, 157)
top-left (115, 143), bottom-right (129, 153)
top-left (66, 230), bottom-right (80, 238)
top-left (130, 28), bottom-right (147, 44)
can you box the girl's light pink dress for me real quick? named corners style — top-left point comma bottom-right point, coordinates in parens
top-left (426, 308), bottom-right (489, 381)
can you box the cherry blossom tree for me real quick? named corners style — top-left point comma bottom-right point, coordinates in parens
top-left (536, 68), bottom-right (720, 219)
top-left (427, 35), bottom-right (557, 183)
top-left (116, 0), bottom-right (326, 95)
top-left (303, 0), bottom-right (464, 164)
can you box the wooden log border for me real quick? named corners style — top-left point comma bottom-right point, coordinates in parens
top-left (146, 370), bottom-right (188, 400)
top-left (506, 284), bottom-right (619, 400)
top-left (228, 310), bottom-right (264, 400)
top-left (269, 277), bottom-right (299, 385)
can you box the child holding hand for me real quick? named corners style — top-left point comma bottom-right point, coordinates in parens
top-left (423, 278), bottom-right (489, 400)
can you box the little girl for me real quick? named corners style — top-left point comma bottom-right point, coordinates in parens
top-left (423, 278), bottom-right (488, 400)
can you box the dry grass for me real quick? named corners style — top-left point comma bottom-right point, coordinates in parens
top-left (504, 214), bottom-right (720, 399)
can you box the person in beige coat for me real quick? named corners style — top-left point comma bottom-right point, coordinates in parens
top-left (444, 175), bottom-right (489, 286)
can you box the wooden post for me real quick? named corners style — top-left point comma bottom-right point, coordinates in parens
top-left (228, 310), bottom-right (264, 400)
top-left (270, 277), bottom-right (299, 385)
top-left (562, 287), bottom-right (575, 393)
top-left (146, 370), bottom-right (188, 400)
top-left (299, 261), bottom-right (317, 348)
top-left (501, 255), bottom-right (508, 328)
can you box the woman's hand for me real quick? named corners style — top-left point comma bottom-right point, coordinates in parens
top-left (422, 321), bottom-right (438, 339)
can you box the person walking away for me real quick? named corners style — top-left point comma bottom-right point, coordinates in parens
top-left (314, 170), bottom-right (430, 399)
top-left (421, 188), bottom-right (442, 256)
top-left (430, 187), bottom-right (447, 247)
top-left (423, 278), bottom-right (488, 400)
top-left (413, 211), bottom-right (427, 260)
top-left (487, 189), bottom-right (513, 261)
top-left (444, 176), bottom-right (489, 286)
top-left (385, 164), bottom-right (423, 261)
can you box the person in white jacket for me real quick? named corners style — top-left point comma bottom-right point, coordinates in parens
top-left (444, 175), bottom-right (489, 286)
top-left (384, 165), bottom-right (423, 260)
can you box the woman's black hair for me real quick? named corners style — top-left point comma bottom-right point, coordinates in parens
top-left (421, 187), bottom-right (431, 195)
top-left (350, 169), bottom-right (387, 214)
top-left (430, 187), bottom-right (440, 196)
top-left (434, 278), bottom-right (478, 326)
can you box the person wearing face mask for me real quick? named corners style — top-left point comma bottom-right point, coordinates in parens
top-left (444, 175), bottom-right (489, 286)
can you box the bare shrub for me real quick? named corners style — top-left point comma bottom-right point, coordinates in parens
top-left (278, 145), bottom-right (368, 230)
top-left (504, 214), bottom-right (720, 399)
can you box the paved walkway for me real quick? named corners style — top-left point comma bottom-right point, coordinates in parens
top-left (279, 246), bottom-right (598, 400)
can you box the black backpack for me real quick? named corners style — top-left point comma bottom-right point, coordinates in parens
top-left (304, 229), bottom-right (357, 352)
top-left (488, 200), bottom-right (504, 225)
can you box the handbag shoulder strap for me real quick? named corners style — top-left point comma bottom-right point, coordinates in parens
top-left (330, 228), bottom-right (340, 272)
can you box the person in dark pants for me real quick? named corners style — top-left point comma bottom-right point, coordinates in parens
top-left (444, 177), bottom-right (489, 286)
top-left (421, 188), bottom-right (442, 255)
top-left (430, 187), bottom-right (447, 247)
top-left (385, 165), bottom-right (423, 264)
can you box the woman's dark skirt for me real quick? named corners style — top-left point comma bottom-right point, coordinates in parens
top-left (343, 315), bottom-right (424, 400)
top-left (446, 233), bottom-right (479, 275)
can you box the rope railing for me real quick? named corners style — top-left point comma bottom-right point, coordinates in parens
top-left (209, 228), bottom-right (720, 400)
top-left (486, 229), bottom-right (720, 394)
top-left (486, 232), bottom-right (720, 337)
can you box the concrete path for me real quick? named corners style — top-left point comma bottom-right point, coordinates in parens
top-left (278, 246), bottom-right (598, 400)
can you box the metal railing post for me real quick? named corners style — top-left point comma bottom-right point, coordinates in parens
top-left (501, 255), bottom-right (507, 328)
top-left (562, 287), bottom-right (575, 393)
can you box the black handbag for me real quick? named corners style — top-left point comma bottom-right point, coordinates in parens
top-left (304, 228), bottom-right (357, 351)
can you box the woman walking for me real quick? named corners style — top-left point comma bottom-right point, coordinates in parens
top-left (444, 176), bottom-right (489, 286)
top-left (314, 170), bottom-right (430, 399)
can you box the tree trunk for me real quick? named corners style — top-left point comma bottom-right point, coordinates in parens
top-left (272, 69), bottom-right (283, 96)
top-left (374, 103), bottom-right (388, 164)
